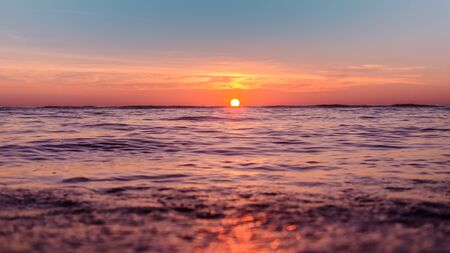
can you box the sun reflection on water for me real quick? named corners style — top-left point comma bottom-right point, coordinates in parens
top-left (195, 213), bottom-right (301, 253)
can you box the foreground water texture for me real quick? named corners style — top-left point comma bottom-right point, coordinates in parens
top-left (0, 106), bottom-right (449, 253)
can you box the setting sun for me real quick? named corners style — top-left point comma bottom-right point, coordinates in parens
top-left (230, 98), bottom-right (240, 107)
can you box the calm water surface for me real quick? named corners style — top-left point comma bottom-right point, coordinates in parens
top-left (0, 106), bottom-right (449, 253)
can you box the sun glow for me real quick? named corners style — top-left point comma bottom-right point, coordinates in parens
top-left (230, 98), bottom-right (240, 107)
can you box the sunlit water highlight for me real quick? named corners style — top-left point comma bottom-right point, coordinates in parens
top-left (0, 106), bottom-right (449, 253)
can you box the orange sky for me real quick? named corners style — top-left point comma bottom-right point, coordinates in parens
top-left (1, 1), bottom-right (449, 106)
top-left (0, 49), bottom-right (448, 106)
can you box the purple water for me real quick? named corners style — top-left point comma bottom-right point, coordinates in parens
top-left (0, 106), bottom-right (449, 253)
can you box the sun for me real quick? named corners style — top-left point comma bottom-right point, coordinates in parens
top-left (230, 98), bottom-right (240, 107)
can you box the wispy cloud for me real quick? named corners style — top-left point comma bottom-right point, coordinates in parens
top-left (0, 48), bottom-right (426, 93)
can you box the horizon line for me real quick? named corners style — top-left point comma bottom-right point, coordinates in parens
top-left (1, 104), bottom-right (448, 109)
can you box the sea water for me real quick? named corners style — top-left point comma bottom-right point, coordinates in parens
top-left (0, 106), bottom-right (449, 252)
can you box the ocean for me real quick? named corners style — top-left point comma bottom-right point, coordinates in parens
top-left (0, 106), bottom-right (449, 253)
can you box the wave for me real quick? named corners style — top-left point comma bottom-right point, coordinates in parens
top-left (0, 138), bottom-right (173, 160)
top-left (61, 174), bottom-right (189, 183)
top-left (391, 104), bottom-right (439, 107)
top-left (84, 123), bottom-right (133, 130)
top-left (168, 116), bottom-right (226, 121)
top-left (167, 116), bottom-right (254, 121)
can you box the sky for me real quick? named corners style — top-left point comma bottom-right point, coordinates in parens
top-left (0, 0), bottom-right (449, 106)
